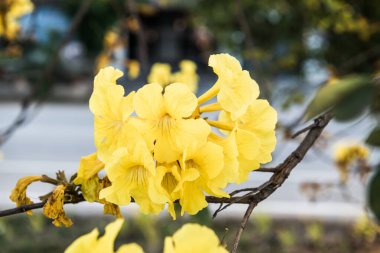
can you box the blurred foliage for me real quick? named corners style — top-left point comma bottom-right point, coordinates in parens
top-left (368, 166), bottom-right (380, 223)
top-left (62, 0), bottom-right (124, 53)
top-left (1, 215), bottom-right (380, 253)
top-left (305, 75), bottom-right (374, 120)
top-left (192, 0), bottom-right (380, 76)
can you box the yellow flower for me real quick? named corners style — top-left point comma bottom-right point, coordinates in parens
top-left (73, 153), bottom-right (105, 202)
top-left (89, 67), bottom-right (140, 163)
top-left (334, 142), bottom-right (369, 183)
top-left (176, 142), bottom-right (228, 215)
top-left (334, 143), bottom-right (369, 164)
top-left (148, 162), bottom-right (181, 219)
top-left (208, 131), bottom-right (239, 187)
top-left (172, 60), bottom-right (199, 93)
top-left (198, 53), bottom-right (259, 120)
top-left (133, 82), bottom-right (210, 163)
top-left (43, 185), bottom-right (73, 227)
top-left (99, 141), bottom-right (163, 214)
top-left (147, 63), bottom-right (171, 86)
top-left (164, 223), bottom-right (228, 253)
top-left (9, 175), bottom-right (42, 215)
top-left (65, 219), bottom-right (144, 253)
top-left (217, 99), bottom-right (277, 183)
top-left (0, 0), bottom-right (34, 39)
top-left (74, 153), bottom-right (104, 185)
top-left (128, 59), bottom-right (140, 79)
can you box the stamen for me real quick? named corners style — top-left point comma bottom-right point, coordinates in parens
top-left (206, 120), bottom-right (235, 131)
top-left (197, 83), bottom-right (220, 105)
top-left (199, 102), bottom-right (222, 113)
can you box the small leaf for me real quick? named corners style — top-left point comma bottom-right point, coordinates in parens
top-left (334, 85), bottom-right (375, 121)
top-left (366, 126), bottom-right (380, 147)
top-left (305, 75), bottom-right (372, 120)
top-left (367, 166), bottom-right (380, 223)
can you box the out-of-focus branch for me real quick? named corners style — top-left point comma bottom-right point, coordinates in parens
top-left (234, 0), bottom-right (272, 98)
top-left (125, 0), bottom-right (148, 70)
top-left (0, 0), bottom-right (94, 146)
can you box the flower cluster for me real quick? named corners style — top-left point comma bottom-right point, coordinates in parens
top-left (148, 60), bottom-right (199, 93)
top-left (0, 0), bottom-right (34, 39)
top-left (65, 219), bottom-right (227, 253)
top-left (74, 53), bottom-right (277, 219)
top-left (334, 142), bottom-right (370, 183)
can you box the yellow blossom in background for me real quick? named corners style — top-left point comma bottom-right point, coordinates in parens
top-left (9, 175), bottom-right (42, 215)
top-left (334, 142), bottom-right (369, 183)
top-left (0, 0), bottom-right (34, 39)
top-left (147, 60), bottom-right (199, 93)
top-left (65, 219), bottom-right (144, 253)
top-left (172, 60), bottom-right (199, 93)
top-left (128, 59), bottom-right (140, 79)
top-left (43, 185), bottom-right (73, 227)
top-left (164, 223), bottom-right (228, 253)
top-left (147, 63), bottom-right (172, 86)
top-left (95, 29), bottom-right (123, 73)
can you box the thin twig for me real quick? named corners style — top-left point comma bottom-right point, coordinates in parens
top-left (231, 202), bottom-right (256, 253)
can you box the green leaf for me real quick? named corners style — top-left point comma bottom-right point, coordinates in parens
top-left (366, 126), bottom-right (380, 147)
top-left (305, 75), bottom-right (372, 120)
top-left (367, 166), bottom-right (380, 223)
top-left (333, 85), bottom-right (375, 121)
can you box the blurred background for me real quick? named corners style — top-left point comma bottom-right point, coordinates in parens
top-left (1, 0), bottom-right (380, 252)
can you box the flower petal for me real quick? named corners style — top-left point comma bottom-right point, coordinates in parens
top-left (164, 83), bottom-right (198, 118)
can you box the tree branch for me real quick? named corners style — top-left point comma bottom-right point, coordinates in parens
top-left (0, 113), bottom-right (332, 221)
top-left (0, 0), bottom-right (94, 146)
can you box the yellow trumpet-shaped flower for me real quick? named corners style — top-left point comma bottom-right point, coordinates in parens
top-left (198, 53), bottom-right (259, 120)
top-left (147, 63), bottom-right (172, 86)
top-left (134, 82), bottom-right (210, 163)
top-left (164, 223), bottom-right (228, 253)
top-left (176, 142), bottom-right (227, 215)
top-left (0, 0), bottom-right (34, 39)
top-left (74, 153), bottom-right (104, 185)
top-left (99, 141), bottom-right (163, 214)
top-left (218, 99), bottom-right (277, 183)
top-left (90, 67), bottom-right (140, 163)
top-left (65, 219), bottom-right (144, 253)
top-left (149, 162), bottom-right (181, 219)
